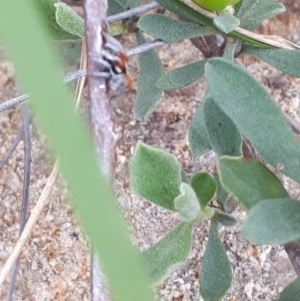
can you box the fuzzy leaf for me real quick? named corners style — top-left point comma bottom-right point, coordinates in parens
top-left (174, 183), bottom-right (201, 222)
top-left (126, 0), bottom-right (144, 9)
top-left (218, 156), bottom-right (289, 210)
top-left (181, 169), bottom-right (190, 184)
top-left (236, 0), bottom-right (285, 30)
top-left (32, 0), bottom-right (78, 40)
top-left (215, 174), bottom-right (228, 208)
top-left (204, 96), bottom-right (242, 157)
top-left (242, 199), bottom-right (300, 245)
top-left (130, 142), bottom-right (181, 211)
top-left (205, 58), bottom-right (300, 184)
top-left (54, 2), bottom-right (84, 38)
top-left (189, 94), bottom-right (211, 158)
top-left (134, 32), bottom-right (164, 120)
top-left (157, 60), bottom-right (206, 91)
top-left (191, 172), bottom-right (216, 209)
top-left (141, 222), bottom-right (193, 283)
top-left (108, 0), bottom-right (125, 16)
top-left (276, 277), bottom-right (300, 301)
top-left (213, 210), bottom-right (237, 227)
top-left (137, 14), bottom-right (217, 43)
top-left (224, 197), bottom-right (239, 214)
top-left (154, 0), bottom-right (202, 24)
top-left (213, 12), bottom-right (240, 34)
top-left (242, 46), bottom-right (300, 78)
top-left (200, 220), bottom-right (232, 301)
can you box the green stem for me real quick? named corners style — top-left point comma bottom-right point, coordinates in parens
top-left (157, 0), bottom-right (274, 49)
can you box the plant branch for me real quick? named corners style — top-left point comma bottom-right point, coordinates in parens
top-left (107, 1), bottom-right (159, 23)
top-left (0, 39), bottom-right (166, 113)
top-left (166, 0), bottom-right (300, 50)
top-left (82, 0), bottom-right (114, 300)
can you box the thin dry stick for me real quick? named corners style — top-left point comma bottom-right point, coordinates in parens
top-left (0, 49), bottom-right (86, 290)
top-left (75, 39), bottom-right (87, 108)
top-left (107, 1), bottom-right (159, 23)
top-left (7, 104), bottom-right (32, 301)
top-left (0, 162), bottom-right (59, 286)
top-left (0, 127), bottom-right (24, 169)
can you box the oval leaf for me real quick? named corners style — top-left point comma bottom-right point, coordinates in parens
top-left (189, 94), bottom-right (211, 158)
top-left (174, 183), bottom-right (200, 222)
top-left (276, 277), bottom-right (300, 301)
top-left (141, 222), bottom-right (193, 283)
top-left (236, 0), bottom-right (285, 30)
top-left (213, 12), bottom-right (240, 34)
top-left (191, 172), bottom-right (216, 208)
top-left (157, 60), bottom-right (206, 91)
top-left (200, 220), bottom-right (232, 301)
top-left (214, 170), bottom-right (228, 208)
top-left (242, 46), bottom-right (300, 78)
top-left (134, 32), bottom-right (164, 120)
top-left (205, 58), bottom-right (300, 184)
top-left (54, 2), bottom-right (84, 38)
top-left (213, 210), bottom-right (237, 227)
top-left (218, 156), bottom-right (289, 210)
top-left (137, 14), bottom-right (217, 43)
top-left (242, 199), bottom-right (300, 245)
top-left (130, 142), bottom-right (181, 211)
top-left (204, 96), bottom-right (242, 156)
top-left (108, 0), bottom-right (125, 16)
top-left (33, 0), bottom-right (78, 40)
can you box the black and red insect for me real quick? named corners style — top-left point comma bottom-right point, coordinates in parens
top-left (91, 32), bottom-right (132, 93)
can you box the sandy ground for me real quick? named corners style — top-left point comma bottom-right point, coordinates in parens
top-left (1, 0), bottom-right (300, 300)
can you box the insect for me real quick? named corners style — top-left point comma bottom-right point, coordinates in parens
top-left (91, 32), bottom-right (132, 94)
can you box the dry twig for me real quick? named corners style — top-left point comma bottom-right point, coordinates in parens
top-left (7, 104), bottom-right (32, 301)
top-left (82, 0), bottom-right (114, 300)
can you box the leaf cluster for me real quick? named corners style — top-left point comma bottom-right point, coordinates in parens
top-left (30, 0), bottom-right (300, 300)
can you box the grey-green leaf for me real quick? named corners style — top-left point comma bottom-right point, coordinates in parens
top-left (213, 12), bottom-right (240, 34)
top-left (204, 96), bottom-right (242, 157)
top-left (174, 183), bottom-right (200, 222)
top-left (200, 220), bottom-right (232, 301)
top-left (189, 94), bottom-right (211, 158)
top-left (242, 199), bottom-right (300, 245)
top-left (134, 32), bottom-right (164, 120)
top-left (108, 0), bottom-right (125, 16)
top-left (130, 142), bottom-right (181, 211)
top-left (242, 46), bottom-right (300, 78)
top-left (54, 2), bottom-right (84, 38)
top-left (32, 0), bottom-right (78, 40)
top-left (213, 210), bottom-right (237, 227)
top-left (214, 170), bottom-right (232, 211)
top-left (276, 277), bottom-right (300, 301)
top-left (137, 14), bottom-right (217, 43)
top-left (181, 169), bottom-right (190, 184)
top-left (217, 156), bottom-right (289, 210)
top-left (157, 60), bottom-right (206, 91)
top-left (154, 0), bottom-right (202, 24)
top-left (205, 58), bottom-right (300, 184)
top-left (236, 0), bottom-right (285, 31)
top-left (126, 0), bottom-right (144, 9)
top-left (191, 172), bottom-right (216, 209)
top-left (141, 222), bottom-right (193, 283)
